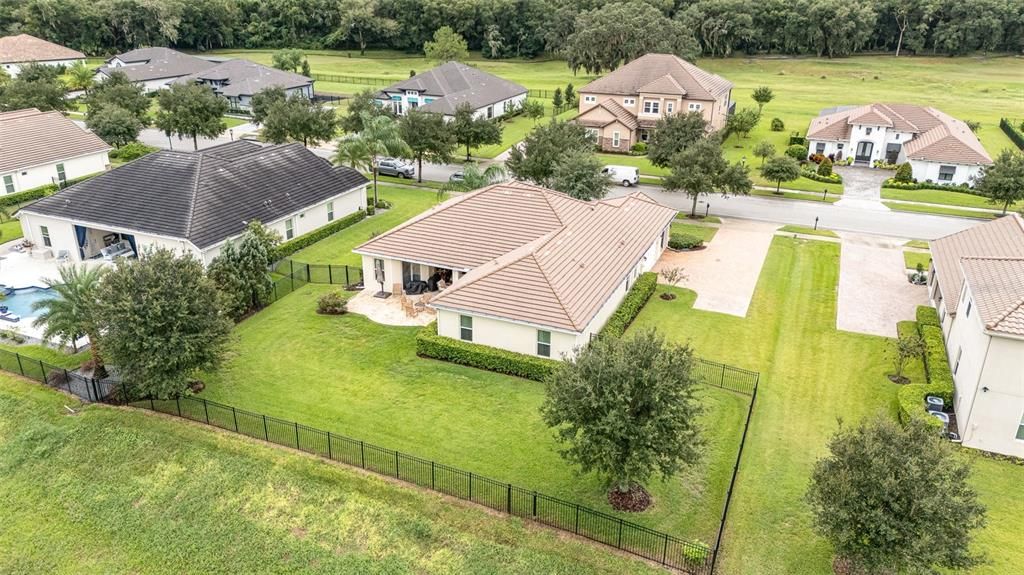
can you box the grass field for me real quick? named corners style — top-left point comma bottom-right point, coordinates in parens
top-left (881, 187), bottom-right (1018, 212)
top-left (882, 201), bottom-right (997, 219)
top-left (0, 374), bottom-right (668, 575)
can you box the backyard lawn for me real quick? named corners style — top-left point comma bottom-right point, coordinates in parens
top-left (0, 218), bottom-right (22, 242)
top-left (0, 374), bottom-right (666, 575)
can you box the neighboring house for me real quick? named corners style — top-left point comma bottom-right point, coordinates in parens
top-left (928, 213), bottom-right (1024, 458)
top-left (0, 108), bottom-right (110, 194)
top-left (354, 182), bottom-right (675, 358)
top-left (806, 103), bottom-right (992, 186)
top-left (94, 47), bottom-right (216, 92)
top-left (575, 53), bottom-right (733, 152)
top-left (18, 141), bottom-right (367, 264)
top-left (175, 59), bottom-right (314, 110)
top-left (375, 61), bottom-right (527, 120)
top-left (0, 33), bottom-right (84, 78)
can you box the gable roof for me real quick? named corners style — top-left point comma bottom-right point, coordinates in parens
top-left (0, 34), bottom-right (83, 64)
top-left (20, 143), bottom-right (367, 249)
top-left (378, 62), bottom-right (526, 115)
top-left (930, 214), bottom-right (1024, 318)
top-left (806, 103), bottom-right (992, 165)
top-left (959, 257), bottom-right (1024, 337)
top-left (575, 98), bottom-right (640, 130)
top-left (98, 47), bottom-right (215, 82)
top-left (0, 108), bottom-right (111, 173)
top-left (175, 59), bottom-right (312, 98)
top-left (580, 53), bottom-right (732, 101)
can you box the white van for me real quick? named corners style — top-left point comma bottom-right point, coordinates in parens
top-left (602, 165), bottom-right (640, 187)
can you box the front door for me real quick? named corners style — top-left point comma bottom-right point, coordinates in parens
top-left (885, 143), bottom-right (901, 165)
top-left (855, 141), bottom-right (874, 164)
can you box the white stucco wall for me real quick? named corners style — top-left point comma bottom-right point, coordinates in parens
top-left (908, 160), bottom-right (983, 187)
top-left (94, 70), bottom-right (181, 93)
top-left (18, 211), bottom-right (202, 262)
top-left (226, 84), bottom-right (314, 110)
top-left (1, 152), bottom-right (109, 194)
top-left (2, 58), bottom-right (81, 78)
top-left (379, 91), bottom-right (526, 120)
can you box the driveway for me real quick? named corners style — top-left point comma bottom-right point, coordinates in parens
top-left (836, 233), bottom-right (929, 337)
top-left (834, 166), bottom-right (890, 210)
top-left (654, 219), bottom-right (777, 317)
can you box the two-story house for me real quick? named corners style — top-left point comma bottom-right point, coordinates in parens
top-left (375, 62), bottom-right (527, 121)
top-left (806, 103), bottom-right (992, 186)
top-left (574, 53), bottom-right (733, 152)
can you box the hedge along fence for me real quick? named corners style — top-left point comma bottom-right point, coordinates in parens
top-left (600, 272), bottom-right (658, 338)
top-left (275, 209), bottom-right (367, 259)
top-left (416, 321), bottom-right (559, 381)
top-left (896, 307), bottom-right (954, 429)
top-left (999, 118), bottom-right (1024, 151)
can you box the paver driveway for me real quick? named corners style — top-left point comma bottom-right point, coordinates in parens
top-left (834, 165), bottom-right (890, 211)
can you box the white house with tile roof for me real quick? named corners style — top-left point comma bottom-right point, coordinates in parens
top-left (929, 214), bottom-right (1024, 457)
top-left (806, 103), bottom-right (992, 186)
top-left (0, 108), bottom-right (111, 194)
top-left (0, 33), bottom-right (84, 78)
top-left (354, 182), bottom-right (676, 359)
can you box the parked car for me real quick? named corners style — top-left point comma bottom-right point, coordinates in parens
top-left (449, 172), bottom-right (464, 183)
top-left (602, 165), bottom-right (639, 187)
top-left (378, 158), bottom-right (415, 178)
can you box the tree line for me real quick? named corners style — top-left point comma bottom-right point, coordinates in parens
top-left (1, 0), bottom-right (1021, 64)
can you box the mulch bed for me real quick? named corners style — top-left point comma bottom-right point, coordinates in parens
top-left (887, 374), bottom-right (911, 385)
top-left (607, 483), bottom-right (653, 512)
top-left (660, 292), bottom-right (677, 300)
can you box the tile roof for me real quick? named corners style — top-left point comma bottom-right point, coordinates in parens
top-left (959, 257), bottom-right (1024, 337)
top-left (175, 59), bottom-right (312, 98)
top-left (806, 103), bottom-right (992, 165)
top-left (930, 213), bottom-right (1024, 317)
top-left (378, 62), bottom-right (526, 116)
top-left (19, 143), bottom-right (367, 249)
top-left (580, 53), bottom-right (732, 101)
top-left (0, 108), bottom-right (111, 173)
top-left (575, 99), bottom-right (640, 130)
top-left (0, 34), bottom-right (83, 64)
top-left (98, 47), bottom-right (215, 82)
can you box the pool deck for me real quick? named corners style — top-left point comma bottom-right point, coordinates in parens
top-left (0, 250), bottom-right (97, 349)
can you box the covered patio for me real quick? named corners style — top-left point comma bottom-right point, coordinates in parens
top-left (74, 224), bottom-right (137, 261)
top-left (346, 287), bottom-right (436, 327)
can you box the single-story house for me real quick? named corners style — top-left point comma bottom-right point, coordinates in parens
top-left (18, 141), bottom-right (367, 264)
top-left (575, 53), bottom-right (733, 151)
top-left (174, 59), bottom-right (314, 111)
top-left (806, 103), bottom-right (992, 186)
top-left (0, 33), bottom-right (84, 78)
top-left (0, 108), bottom-right (111, 194)
top-left (929, 213), bottom-right (1024, 457)
top-left (94, 47), bottom-right (216, 92)
top-left (354, 182), bottom-right (676, 358)
top-left (376, 61), bottom-right (527, 120)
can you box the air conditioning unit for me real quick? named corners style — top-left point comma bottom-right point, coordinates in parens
top-left (925, 395), bottom-right (944, 413)
top-left (930, 411), bottom-right (949, 434)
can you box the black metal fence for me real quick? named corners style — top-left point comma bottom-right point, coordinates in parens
top-left (0, 347), bottom-right (117, 402)
top-left (692, 358), bottom-right (758, 396)
top-left (268, 259), bottom-right (363, 304)
top-left (311, 72), bottom-right (393, 87)
top-left (129, 393), bottom-right (716, 574)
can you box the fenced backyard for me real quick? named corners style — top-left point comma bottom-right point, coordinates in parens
top-left (268, 258), bottom-right (363, 304)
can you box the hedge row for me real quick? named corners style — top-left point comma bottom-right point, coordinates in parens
top-left (415, 321), bottom-right (558, 381)
top-left (883, 178), bottom-right (975, 193)
top-left (599, 272), bottom-right (657, 339)
top-left (800, 169), bottom-right (842, 184)
top-left (1, 172), bottom-right (102, 209)
top-left (275, 209), bottom-right (367, 259)
top-left (999, 118), bottom-right (1024, 151)
top-left (896, 320), bottom-right (954, 429)
top-left (916, 305), bottom-right (940, 328)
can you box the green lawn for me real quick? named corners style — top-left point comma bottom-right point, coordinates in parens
top-left (904, 250), bottom-right (932, 270)
top-left (751, 189), bottom-right (840, 203)
top-left (905, 239), bottom-right (931, 249)
top-left (0, 343), bottom-right (89, 369)
top-left (671, 221), bottom-right (719, 243)
top-left (0, 218), bottom-right (22, 242)
top-left (0, 374), bottom-right (667, 575)
top-left (882, 201), bottom-right (997, 219)
top-left (473, 102), bottom-right (577, 159)
top-left (777, 225), bottom-right (838, 238)
top-left (881, 187), bottom-right (1017, 212)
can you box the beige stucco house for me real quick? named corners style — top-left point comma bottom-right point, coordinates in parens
top-left (575, 53), bottom-right (733, 152)
top-left (354, 182), bottom-right (676, 359)
top-left (929, 214), bottom-right (1024, 457)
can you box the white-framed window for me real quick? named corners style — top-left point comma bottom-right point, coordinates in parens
top-left (537, 330), bottom-right (551, 357)
top-left (460, 315), bottom-right (473, 341)
top-left (642, 100), bottom-right (660, 114)
top-left (815, 143), bottom-right (826, 154)
top-left (405, 90), bottom-right (418, 96)
top-left (285, 218), bottom-right (294, 240)
top-left (837, 143), bottom-right (844, 150)
top-left (623, 98), bottom-right (635, 106)
top-left (865, 127), bottom-right (873, 135)
top-left (584, 127), bottom-right (598, 139)
top-left (2, 175), bottom-right (13, 194)
top-left (1017, 411), bottom-right (1024, 440)
top-left (327, 201), bottom-right (334, 222)
top-left (688, 102), bottom-right (702, 111)
top-left (584, 95), bottom-right (596, 103)
top-left (939, 165), bottom-right (956, 182)
top-left (40, 225), bottom-right (51, 248)
top-left (56, 163), bottom-right (66, 186)
top-left (666, 101), bottom-right (674, 113)
top-left (486, 105), bottom-right (494, 119)
top-left (373, 258), bottom-right (385, 284)
top-left (953, 347), bottom-right (962, 375)
top-left (611, 131), bottom-right (620, 148)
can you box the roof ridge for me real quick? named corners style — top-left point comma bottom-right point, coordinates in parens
top-left (434, 228), bottom-right (563, 300)
top-left (989, 295), bottom-right (1024, 331)
top-left (961, 255), bottom-right (1024, 262)
top-left (529, 237), bottom-right (581, 330)
top-left (879, 104), bottom-right (918, 131)
top-left (185, 152), bottom-right (204, 239)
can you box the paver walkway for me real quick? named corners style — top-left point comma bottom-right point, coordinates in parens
top-left (654, 219), bottom-right (777, 317)
top-left (836, 232), bottom-right (929, 337)
top-left (833, 165), bottom-right (891, 211)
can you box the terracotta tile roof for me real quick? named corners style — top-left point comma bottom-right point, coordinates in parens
top-left (430, 191), bottom-right (676, 332)
top-left (848, 105), bottom-right (894, 127)
top-left (0, 108), bottom-right (110, 173)
top-left (575, 99), bottom-right (640, 130)
top-left (638, 74), bottom-right (686, 96)
top-left (0, 34), bottom-right (83, 64)
top-left (930, 214), bottom-right (1024, 317)
top-left (580, 53), bottom-right (731, 101)
top-left (959, 257), bottom-right (1024, 337)
top-left (902, 109), bottom-right (991, 165)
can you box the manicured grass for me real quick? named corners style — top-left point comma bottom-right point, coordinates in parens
top-left (882, 201), bottom-right (997, 219)
top-left (0, 218), bottom-right (23, 242)
top-left (905, 239), bottom-right (931, 249)
top-left (0, 374), bottom-right (667, 575)
top-left (222, 116), bottom-right (250, 129)
top-left (777, 225), bottom-right (838, 238)
top-left (881, 187), bottom-right (1017, 212)
top-left (0, 344), bottom-right (89, 369)
top-left (375, 174), bottom-right (446, 189)
top-left (904, 250), bottom-right (932, 270)
top-left (473, 103), bottom-right (576, 159)
top-left (752, 189), bottom-right (840, 203)
top-left (200, 285), bottom-right (749, 542)
top-left (292, 186), bottom-right (440, 266)
top-left (671, 222), bottom-right (719, 243)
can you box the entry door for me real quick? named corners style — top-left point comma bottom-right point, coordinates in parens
top-left (402, 261), bottom-right (420, 286)
top-left (885, 143), bottom-right (901, 164)
top-left (855, 141), bottom-right (873, 163)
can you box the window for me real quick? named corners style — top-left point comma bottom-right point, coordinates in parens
top-left (1017, 412), bottom-right (1024, 441)
top-left (666, 101), bottom-right (674, 113)
top-left (894, 134), bottom-right (900, 140)
top-left (284, 218), bottom-right (294, 240)
top-left (642, 100), bottom-right (660, 114)
top-left (965, 299), bottom-right (972, 318)
top-left (938, 165), bottom-right (956, 182)
top-left (486, 105), bottom-right (494, 119)
top-left (688, 102), bottom-right (702, 111)
top-left (865, 127), bottom-right (873, 135)
top-left (611, 131), bottom-right (620, 148)
top-left (584, 95), bottom-right (596, 103)
top-left (623, 98), bottom-right (635, 106)
top-left (327, 201), bottom-right (334, 222)
top-left (953, 347), bottom-right (962, 375)
top-left (2, 175), bottom-right (13, 194)
top-left (537, 330), bottom-right (551, 357)
top-left (460, 315), bottom-right (473, 341)
top-left (40, 226), bottom-right (51, 248)
top-left (56, 163), bottom-right (66, 186)
top-left (373, 258), bottom-right (385, 284)
top-left (837, 143), bottom-right (844, 150)
top-left (815, 143), bottom-right (826, 154)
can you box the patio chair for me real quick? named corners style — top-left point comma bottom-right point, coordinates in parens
top-left (56, 250), bottom-right (69, 263)
top-left (401, 296), bottom-right (417, 317)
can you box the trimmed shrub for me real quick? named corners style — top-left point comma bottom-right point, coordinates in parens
top-left (816, 157), bottom-right (833, 177)
top-left (316, 290), bottom-right (348, 314)
top-left (800, 169), bottom-right (842, 184)
top-left (894, 162), bottom-right (913, 183)
top-left (785, 144), bottom-right (807, 162)
top-left (897, 321), bottom-right (954, 430)
top-left (109, 141), bottom-right (157, 162)
top-left (668, 233), bottom-right (704, 250)
top-left (276, 209), bottom-right (367, 258)
top-left (416, 321), bottom-right (558, 381)
top-left (770, 117), bottom-right (784, 131)
top-left (630, 141), bottom-right (648, 154)
top-left (883, 178), bottom-right (975, 193)
top-left (0, 172), bottom-right (102, 209)
top-left (600, 272), bottom-right (657, 339)
top-left (916, 305), bottom-right (940, 327)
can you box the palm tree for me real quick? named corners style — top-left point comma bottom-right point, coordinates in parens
top-left (65, 61), bottom-right (95, 95)
top-left (438, 163), bottom-right (507, 202)
top-left (32, 265), bottom-right (106, 371)
top-left (334, 112), bottom-right (410, 208)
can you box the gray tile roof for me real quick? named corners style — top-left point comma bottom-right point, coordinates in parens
top-left (176, 59), bottom-right (312, 98)
top-left (378, 62), bottom-right (526, 115)
top-left (0, 108), bottom-right (111, 173)
top-left (20, 143), bottom-right (367, 249)
top-left (97, 47), bottom-right (215, 82)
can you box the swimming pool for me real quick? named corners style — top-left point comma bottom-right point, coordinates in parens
top-left (1, 287), bottom-right (56, 319)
